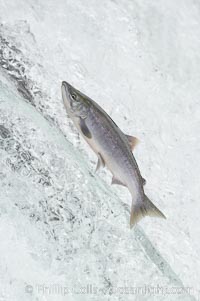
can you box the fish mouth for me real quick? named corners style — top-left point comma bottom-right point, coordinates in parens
top-left (62, 81), bottom-right (71, 90)
top-left (61, 81), bottom-right (73, 106)
top-left (61, 81), bottom-right (76, 100)
top-left (61, 81), bottom-right (89, 118)
top-left (61, 81), bottom-right (71, 97)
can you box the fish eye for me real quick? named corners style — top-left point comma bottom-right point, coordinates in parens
top-left (71, 94), bottom-right (77, 100)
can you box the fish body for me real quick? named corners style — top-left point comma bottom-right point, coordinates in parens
top-left (61, 81), bottom-right (166, 227)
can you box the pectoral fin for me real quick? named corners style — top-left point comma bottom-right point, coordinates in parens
top-left (111, 177), bottom-right (126, 187)
top-left (126, 135), bottom-right (139, 151)
top-left (79, 118), bottom-right (92, 139)
top-left (95, 153), bottom-right (105, 172)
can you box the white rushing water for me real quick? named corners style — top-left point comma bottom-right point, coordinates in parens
top-left (0, 0), bottom-right (200, 300)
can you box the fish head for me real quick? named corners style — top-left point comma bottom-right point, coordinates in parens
top-left (61, 81), bottom-right (90, 119)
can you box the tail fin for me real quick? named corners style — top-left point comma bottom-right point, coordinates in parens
top-left (130, 195), bottom-right (166, 228)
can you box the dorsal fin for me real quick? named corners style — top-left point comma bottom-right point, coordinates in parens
top-left (126, 135), bottom-right (139, 151)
